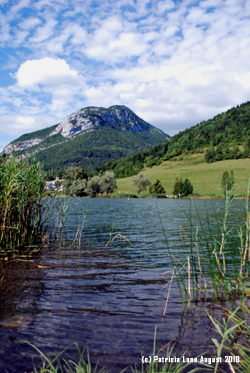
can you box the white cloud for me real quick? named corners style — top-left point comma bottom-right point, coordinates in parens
top-left (18, 17), bottom-right (42, 30)
top-left (29, 18), bottom-right (57, 43)
top-left (15, 57), bottom-right (80, 88)
top-left (157, 0), bottom-right (175, 13)
top-left (84, 85), bottom-right (120, 107)
top-left (69, 25), bottom-right (87, 45)
top-left (0, 114), bottom-right (59, 137)
top-left (1, 0), bottom-right (250, 143)
top-left (10, 0), bottom-right (30, 14)
top-left (49, 84), bottom-right (86, 114)
top-left (235, 72), bottom-right (250, 90)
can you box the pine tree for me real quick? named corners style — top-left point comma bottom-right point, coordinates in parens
top-left (149, 179), bottom-right (166, 194)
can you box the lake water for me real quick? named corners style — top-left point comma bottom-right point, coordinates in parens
top-left (0, 198), bottom-right (247, 373)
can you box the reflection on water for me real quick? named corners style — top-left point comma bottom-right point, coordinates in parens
top-left (0, 198), bottom-right (247, 372)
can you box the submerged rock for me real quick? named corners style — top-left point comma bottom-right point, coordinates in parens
top-left (0, 315), bottom-right (33, 329)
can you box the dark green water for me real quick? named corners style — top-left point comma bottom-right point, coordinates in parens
top-left (0, 198), bottom-right (247, 372)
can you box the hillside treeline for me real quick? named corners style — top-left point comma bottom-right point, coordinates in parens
top-left (98, 101), bottom-right (250, 178)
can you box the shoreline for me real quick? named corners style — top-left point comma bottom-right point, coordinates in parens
top-left (49, 193), bottom-right (249, 200)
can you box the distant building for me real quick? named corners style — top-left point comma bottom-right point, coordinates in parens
top-left (44, 176), bottom-right (63, 191)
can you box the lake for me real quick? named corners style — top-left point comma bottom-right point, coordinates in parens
top-left (0, 198), bottom-right (247, 373)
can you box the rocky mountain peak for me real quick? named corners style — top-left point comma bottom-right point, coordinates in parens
top-left (3, 105), bottom-right (168, 163)
top-left (49, 105), bottom-right (151, 138)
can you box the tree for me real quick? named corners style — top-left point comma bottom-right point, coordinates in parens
top-left (173, 177), bottom-right (183, 196)
top-left (205, 147), bottom-right (216, 163)
top-left (63, 166), bottom-right (88, 196)
top-left (215, 144), bottom-right (223, 161)
top-left (85, 176), bottom-right (101, 197)
top-left (84, 172), bottom-right (117, 197)
top-left (221, 170), bottom-right (235, 196)
top-left (182, 178), bottom-right (193, 196)
top-left (131, 172), bottom-right (151, 196)
top-left (149, 179), bottom-right (166, 195)
top-left (99, 171), bottom-right (117, 195)
top-left (243, 138), bottom-right (250, 157)
top-left (147, 155), bottom-right (157, 168)
top-left (68, 179), bottom-right (87, 195)
top-left (173, 177), bottom-right (193, 197)
top-left (232, 146), bottom-right (240, 159)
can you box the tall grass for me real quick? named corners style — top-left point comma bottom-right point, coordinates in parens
top-left (163, 187), bottom-right (250, 307)
top-left (0, 156), bottom-right (48, 258)
top-left (160, 188), bottom-right (250, 372)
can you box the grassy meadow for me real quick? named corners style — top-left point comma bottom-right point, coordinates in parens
top-left (114, 153), bottom-right (250, 197)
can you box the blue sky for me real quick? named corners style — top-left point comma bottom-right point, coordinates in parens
top-left (0, 0), bottom-right (250, 151)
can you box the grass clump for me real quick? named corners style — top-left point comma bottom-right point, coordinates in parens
top-left (0, 156), bottom-right (47, 258)
top-left (26, 329), bottom-right (204, 373)
top-left (202, 302), bottom-right (250, 373)
top-left (26, 342), bottom-right (109, 373)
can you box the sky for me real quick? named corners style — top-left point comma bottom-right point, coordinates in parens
top-left (0, 0), bottom-right (250, 151)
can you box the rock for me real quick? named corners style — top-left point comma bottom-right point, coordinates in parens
top-left (49, 105), bottom-right (151, 138)
top-left (0, 315), bottom-right (33, 329)
top-left (4, 138), bottom-right (42, 154)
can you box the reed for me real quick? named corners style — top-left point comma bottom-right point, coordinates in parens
top-left (163, 185), bottom-right (250, 308)
top-left (0, 156), bottom-right (48, 258)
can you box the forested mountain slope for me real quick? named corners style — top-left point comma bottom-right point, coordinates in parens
top-left (99, 101), bottom-right (250, 178)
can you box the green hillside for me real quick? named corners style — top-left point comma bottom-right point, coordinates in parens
top-left (99, 101), bottom-right (250, 178)
top-left (114, 153), bottom-right (250, 198)
top-left (30, 127), bottom-right (167, 173)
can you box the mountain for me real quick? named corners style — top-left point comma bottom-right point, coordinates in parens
top-left (99, 101), bottom-right (250, 178)
top-left (4, 105), bottom-right (169, 173)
